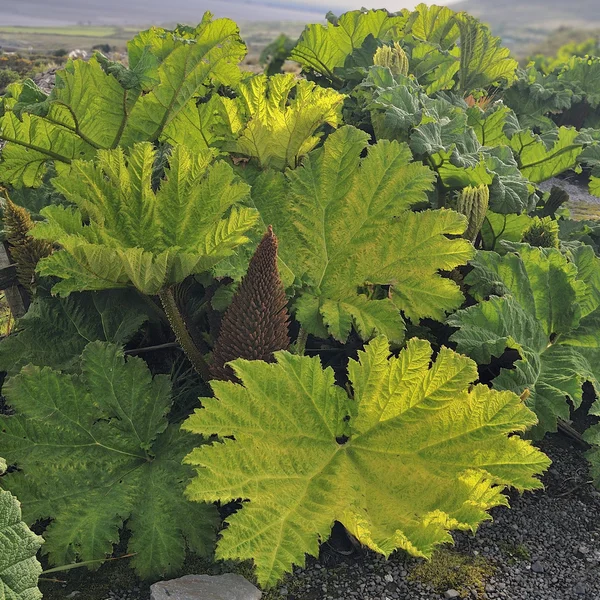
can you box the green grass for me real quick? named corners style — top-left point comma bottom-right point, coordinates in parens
top-left (0, 26), bottom-right (137, 37)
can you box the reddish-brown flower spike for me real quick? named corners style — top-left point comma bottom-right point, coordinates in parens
top-left (3, 197), bottom-right (52, 292)
top-left (210, 226), bottom-right (290, 381)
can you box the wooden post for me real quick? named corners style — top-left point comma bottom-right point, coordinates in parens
top-left (0, 242), bottom-right (26, 319)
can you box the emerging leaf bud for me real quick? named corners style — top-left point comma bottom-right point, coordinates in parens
top-left (373, 42), bottom-right (409, 77)
top-left (521, 216), bottom-right (560, 249)
top-left (211, 226), bottom-right (290, 381)
top-left (456, 184), bottom-right (490, 242)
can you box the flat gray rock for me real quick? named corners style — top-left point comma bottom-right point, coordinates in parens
top-left (150, 574), bottom-right (262, 600)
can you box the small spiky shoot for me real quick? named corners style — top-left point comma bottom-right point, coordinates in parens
top-left (455, 184), bottom-right (490, 242)
top-left (211, 226), bottom-right (290, 381)
top-left (373, 42), bottom-right (409, 77)
top-left (522, 216), bottom-right (560, 249)
top-left (3, 196), bottom-right (52, 292)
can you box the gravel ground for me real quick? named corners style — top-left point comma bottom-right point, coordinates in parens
top-left (539, 176), bottom-right (600, 220)
top-left (91, 435), bottom-right (600, 600)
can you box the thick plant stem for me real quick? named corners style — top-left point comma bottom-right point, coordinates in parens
top-left (158, 287), bottom-right (211, 380)
top-left (295, 327), bottom-right (308, 356)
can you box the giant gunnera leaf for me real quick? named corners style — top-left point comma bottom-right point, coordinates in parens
top-left (291, 9), bottom-right (407, 83)
top-left (0, 15), bottom-right (246, 187)
top-left (252, 126), bottom-right (474, 343)
top-left (448, 244), bottom-right (600, 438)
top-left (0, 458), bottom-right (43, 600)
top-left (30, 143), bottom-right (258, 296)
top-left (183, 335), bottom-right (549, 588)
top-left (0, 342), bottom-right (219, 579)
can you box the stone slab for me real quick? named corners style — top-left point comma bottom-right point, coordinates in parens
top-left (150, 573), bottom-right (262, 600)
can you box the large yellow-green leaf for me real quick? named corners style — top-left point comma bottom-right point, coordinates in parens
top-left (405, 3), bottom-right (460, 50)
top-left (0, 342), bottom-right (218, 578)
top-left (0, 458), bottom-right (43, 600)
top-left (510, 127), bottom-right (584, 183)
top-left (183, 335), bottom-right (549, 588)
top-left (449, 245), bottom-right (600, 437)
top-left (0, 15), bottom-right (245, 187)
top-left (31, 143), bottom-right (258, 295)
top-left (120, 18), bottom-right (246, 145)
top-left (291, 9), bottom-right (406, 80)
top-left (212, 74), bottom-right (345, 170)
top-left (252, 126), bottom-right (473, 342)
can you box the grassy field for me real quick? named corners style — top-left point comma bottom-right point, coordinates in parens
top-left (0, 22), bottom-right (304, 55)
top-left (0, 26), bottom-right (141, 53)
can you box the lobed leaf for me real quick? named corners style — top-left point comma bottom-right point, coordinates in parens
top-left (0, 289), bottom-right (150, 375)
top-left (183, 335), bottom-right (549, 587)
top-left (252, 126), bottom-right (473, 342)
top-left (31, 143), bottom-right (258, 295)
top-left (449, 245), bottom-right (600, 437)
top-left (0, 342), bottom-right (219, 578)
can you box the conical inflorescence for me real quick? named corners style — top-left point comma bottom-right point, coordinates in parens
top-left (3, 197), bottom-right (52, 292)
top-left (211, 226), bottom-right (290, 381)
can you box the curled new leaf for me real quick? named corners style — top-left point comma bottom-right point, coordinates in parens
top-left (183, 335), bottom-right (549, 588)
top-left (212, 74), bottom-right (345, 170)
top-left (31, 143), bottom-right (258, 296)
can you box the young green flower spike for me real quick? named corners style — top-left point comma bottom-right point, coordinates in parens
top-left (211, 226), bottom-right (290, 381)
top-left (456, 184), bottom-right (490, 242)
top-left (373, 42), bottom-right (409, 77)
top-left (522, 216), bottom-right (560, 248)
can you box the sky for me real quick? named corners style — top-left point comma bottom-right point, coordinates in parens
top-left (0, 0), bottom-right (458, 27)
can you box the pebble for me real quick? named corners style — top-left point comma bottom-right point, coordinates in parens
top-left (573, 582), bottom-right (587, 595)
top-left (531, 561), bottom-right (544, 573)
top-left (444, 590), bottom-right (460, 599)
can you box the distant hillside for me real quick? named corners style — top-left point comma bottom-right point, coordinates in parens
top-left (452, 0), bottom-right (600, 55)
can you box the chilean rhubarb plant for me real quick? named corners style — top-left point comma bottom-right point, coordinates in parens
top-left (183, 335), bottom-right (550, 587)
top-left (3, 1), bottom-right (600, 589)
